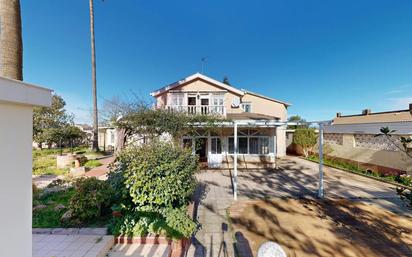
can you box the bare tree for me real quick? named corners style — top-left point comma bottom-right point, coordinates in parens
top-left (0, 0), bottom-right (23, 80)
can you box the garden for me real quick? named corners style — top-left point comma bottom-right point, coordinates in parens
top-left (32, 104), bottom-right (222, 240)
top-left (33, 147), bottom-right (104, 176)
top-left (292, 127), bottom-right (412, 208)
top-left (33, 140), bottom-right (199, 240)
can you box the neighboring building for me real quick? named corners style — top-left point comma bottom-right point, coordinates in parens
top-left (151, 73), bottom-right (291, 168)
top-left (323, 105), bottom-right (412, 175)
top-left (76, 124), bottom-right (117, 152)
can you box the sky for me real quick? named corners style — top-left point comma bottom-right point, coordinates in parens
top-left (21, 0), bottom-right (412, 123)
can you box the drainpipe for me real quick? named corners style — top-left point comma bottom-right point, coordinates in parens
top-left (234, 121), bottom-right (238, 200)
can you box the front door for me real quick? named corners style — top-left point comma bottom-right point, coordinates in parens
top-left (208, 137), bottom-right (223, 168)
top-left (200, 97), bottom-right (209, 114)
top-left (195, 138), bottom-right (208, 162)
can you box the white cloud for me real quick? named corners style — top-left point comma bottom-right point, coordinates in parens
top-left (385, 84), bottom-right (412, 95)
top-left (387, 96), bottom-right (412, 110)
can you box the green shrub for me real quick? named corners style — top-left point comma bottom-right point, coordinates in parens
top-left (307, 155), bottom-right (412, 187)
top-left (69, 177), bottom-right (113, 222)
top-left (162, 208), bottom-right (198, 238)
top-left (293, 128), bottom-right (317, 157)
top-left (109, 208), bottom-right (197, 239)
top-left (114, 140), bottom-right (198, 209)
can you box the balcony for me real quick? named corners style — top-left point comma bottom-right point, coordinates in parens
top-left (166, 105), bottom-right (226, 116)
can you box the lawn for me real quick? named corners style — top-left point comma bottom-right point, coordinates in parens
top-left (229, 198), bottom-right (412, 257)
top-left (33, 147), bottom-right (105, 175)
top-left (306, 155), bottom-right (412, 188)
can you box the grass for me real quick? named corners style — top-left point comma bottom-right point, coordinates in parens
top-left (32, 147), bottom-right (108, 176)
top-left (33, 155), bottom-right (68, 176)
top-left (84, 160), bottom-right (103, 169)
top-left (306, 155), bottom-right (412, 188)
top-left (33, 188), bottom-right (75, 228)
top-left (33, 187), bottom-right (111, 228)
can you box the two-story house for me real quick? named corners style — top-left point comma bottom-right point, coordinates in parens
top-left (151, 73), bottom-right (291, 168)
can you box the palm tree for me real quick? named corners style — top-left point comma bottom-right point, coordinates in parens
top-left (0, 0), bottom-right (23, 80)
top-left (89, 0), bottom-right (99, 151)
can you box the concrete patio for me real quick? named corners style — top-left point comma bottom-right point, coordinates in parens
top-left (187, 155), bottom-right (411, 257)
top-left (32, 234), bottom-right (114, 257)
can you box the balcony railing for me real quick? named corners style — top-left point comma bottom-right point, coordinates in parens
top-left (166, 105), bottom-right (226, 116)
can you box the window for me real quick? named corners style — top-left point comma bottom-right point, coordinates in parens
top-left (229, 136), bottom-right (270, 154)
top-left (211, 138), bottom-right (222, 154)
top-left (171, 94), bottom-right (183, 106)
top-left (188, 97), bottom-right (196, 105)
top-left (228, 137), bottom-right (248, 154)
top-left (249, 137), bottom-right (258, 154)
top-left (212, 94), bottom-right (224, 106)
top-left (183, 138), bottom-right (192, 149)
top-left (239, 138), bottom-right (248, 153)
top-left (228, 137), bottom-right (234, 154)
top-left (260, 137), bottom-right (270, 154)
top-left (110, 132), bottom-right (115, 144)
top-left (201, 98), bottom-right (209, 105)
top-left (242, 102), bottom-right (251, 113)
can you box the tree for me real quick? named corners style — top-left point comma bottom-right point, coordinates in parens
top-left (293, 128), bottom-right (317, 157)
top-left (114, 101), bottom-right (225, 151)
top-left (33, 95), bottom-right (73, 148)
top-left (376, 127), bottom-right (412, 159)
top-left (222, 76), bottom-right (231, 85)
top-left (0, 0), bottom-right (23, 80)
top-left (288, 115), bottom-right (307, 129)
top-left (89, 0), bottom-right (99, 151)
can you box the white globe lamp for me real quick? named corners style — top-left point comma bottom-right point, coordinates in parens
top-left (257, 241), bottom-right (287, 257)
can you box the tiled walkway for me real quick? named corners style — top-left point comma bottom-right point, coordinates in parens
top-left (85, 155), bottom-right (115, 180)
top-left (32, 234), bottom-right (114, 257)
top-left (187, 156), bottom-right (411, 257)
top-left (108, 244), bottom-right (170, 257)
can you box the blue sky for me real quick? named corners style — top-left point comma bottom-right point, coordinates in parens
top-left (21, 0), bottom-right (412, 123)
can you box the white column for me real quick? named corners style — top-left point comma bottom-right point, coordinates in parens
top-left (275, 125), bottom-right (287, 157)
top-left (0, 78), bottom-right (51, 257)
top-left (233, 122), bottom-right (238, 200)
top-left (318, 123), bottom-right (324, 198)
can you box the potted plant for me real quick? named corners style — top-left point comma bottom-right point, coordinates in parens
top-left (111, 204), bottom-right (122, 217)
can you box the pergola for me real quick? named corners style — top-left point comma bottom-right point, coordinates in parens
top-left (209, 119), bottom-right (332, 200)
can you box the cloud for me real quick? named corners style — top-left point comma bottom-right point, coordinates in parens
top-left (385, 84), bottom-right (412, 95)
top-left (387, 96), bottom-right (412, 110)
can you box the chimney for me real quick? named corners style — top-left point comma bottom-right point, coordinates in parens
top-left (336, 112), bottom-right (341, 117)
top-left (362, 109), bottom-right (371, 115)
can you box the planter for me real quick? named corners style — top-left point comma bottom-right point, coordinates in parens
top-left (112, 211), bottom-right (122, 217)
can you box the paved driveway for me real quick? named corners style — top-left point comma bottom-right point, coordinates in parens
top-left (188, 156), bottom-right (410, 257)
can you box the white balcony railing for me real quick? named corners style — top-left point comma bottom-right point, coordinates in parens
top-left (166, 105), bottom-right (226, 116)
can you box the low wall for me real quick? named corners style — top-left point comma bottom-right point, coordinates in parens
top-left (114, 236), bottom-right (189, 257)
top-left (287, 132), bottom-right (412, 175)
